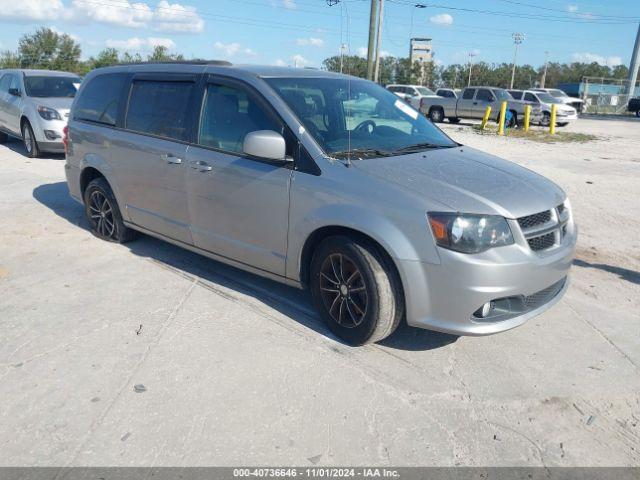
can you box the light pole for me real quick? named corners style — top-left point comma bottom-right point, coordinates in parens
top-left (540, 50), bottom-right (549, 88)
top-left (510, 32), bottom-right (525, 89)
top-left (467, 51), bottom-right (477, 87)
top-left (373, 0), bottom-right (384, 83)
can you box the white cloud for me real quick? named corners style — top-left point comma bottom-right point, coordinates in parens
top-left (244, 48), bottom-right (257, 56)
top-left (106, 36), bottom-right (176, 51)
top-left (273, 59), bottom-right (287, 66)
top-left (429, 13), bottom-right (453, 25)
top-left (296, 37), bottom-right (324, 47)
top-left (356, 46), bottom-right (391, 58)
top-left (0, 0), bottom-right (67, 21)
top-left (282, 0), bottom-right (296, 9)
top-left (0, 0), bottom-right (204, 33)
top-left (153, 0), bottom-right (204, 33)
top-left (214, 41), bottom-right (241, 57)
top-left (567, 4), bottom-right (578, 12)
top-left (572, 52), bottom-right (622, 66)
top-left (292, 53), bottom-right (309, 67)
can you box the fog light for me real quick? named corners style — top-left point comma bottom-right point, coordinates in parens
top-left (474, 301), bottom-right (494, 319)
top-left (44, 130), bottom-right (60, 140)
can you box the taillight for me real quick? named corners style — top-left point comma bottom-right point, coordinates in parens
top-left (63, 126), bottom-right (69, 154)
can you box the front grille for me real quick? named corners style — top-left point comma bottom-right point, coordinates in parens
top-left (528, 232), bottom-right (556, 251)
top-left (524, 278), bottom-right (566, 309)
top-left (517, 204), bottom-right (569, 253)
top-left (518, 210), bottom-right (551, 230)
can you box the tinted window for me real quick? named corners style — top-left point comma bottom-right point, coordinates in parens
top-left (266, 77), bottom-right (456, 157)
top-left (387, 86), bottom-right (399, 93)
top-left (75, 73), bottom-right (127, 126)
top-left (524, 92), bottom-right (538, 102)
top-left (476, 88), bottom-right (493, 102)
top-left (126, 80), bottom-right (194, 141)
top-left (437, 89), bottom-right (453, 98)
top-left (509, 90), bottom-right (523, 100)
top-left (199, 83), bottom-right (281, 154)
top-left (462, 88), bottom-right (475, 99)
top-left (0, 74), bottom-right (11, 93)
top-left (24, 76), bottom-right (80, 98)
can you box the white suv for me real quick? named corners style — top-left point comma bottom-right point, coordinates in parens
top-left (0, 69), bottom-right (81, 157)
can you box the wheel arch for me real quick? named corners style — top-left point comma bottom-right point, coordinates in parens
top-left (79, 166), bottom-right (106, 198)
top-left (298, 225), bottom-right (406, 308)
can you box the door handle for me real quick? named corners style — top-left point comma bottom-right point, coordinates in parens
top-left (473, 101), bottom-right (478, 105)
top-left (161, 153), bottom-right (182, 165)
top-left (189, 160), bottom-right (212, 172)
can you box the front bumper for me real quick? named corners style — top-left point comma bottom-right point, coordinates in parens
top-left (398, 219), bottom-right (577, 336)
top-left (556, 113), bottom-right (578, 123)
top-left (31, 116), bottom-right (67, 152)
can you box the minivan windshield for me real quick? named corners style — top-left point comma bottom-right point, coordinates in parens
top-left (536, 92), bottom-right (558, 103)
top-left (24, 76), bottom-right (80, 98)
top-left (266, 77), bottom-right (457, 158)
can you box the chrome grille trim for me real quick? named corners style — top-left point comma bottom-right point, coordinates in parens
top-left (517, 204), bottom-right (568, 253)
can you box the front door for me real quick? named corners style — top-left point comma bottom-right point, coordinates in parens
top-left (185, 77), bottom-right (292, 276)
top-left (472, 88), bottom-right (495, 119)
top-left (5, 74), bottom-right (23, 134)
top-left (109, 74), bottom-right (198, 245)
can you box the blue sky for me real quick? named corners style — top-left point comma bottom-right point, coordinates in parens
top-left (0, 0), bottom-right (638, 69)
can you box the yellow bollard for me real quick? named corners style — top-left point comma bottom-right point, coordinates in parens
top-left (550, 103), bottom-right (557, 135)
top-left (480, 106), bottom-right (492, 130)
top-left (498, 101), bottom-right (507, 136)
top-left (523, 104), bottom-right (531, 132)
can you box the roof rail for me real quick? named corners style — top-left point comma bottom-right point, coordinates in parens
top-left (117, 60), bottom-right (232, 67)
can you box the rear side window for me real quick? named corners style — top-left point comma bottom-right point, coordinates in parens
top-left (198, 83), bottom-right (281, 154)
top-left (0, 74), bottom-right (11, 93)
top-left (74, 73), bottom-right (126, 126)
top-left (524, 92), bottom-right (538, 102)
top-left (462, 88), bottom-right (475, 100)
top-left (126, 80), bottom-right (194, 141)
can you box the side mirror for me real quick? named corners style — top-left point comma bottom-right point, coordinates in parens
top-left (243, 130), bottom-right (290, 162)
top-left (8, 88), bottom-right (21, 97)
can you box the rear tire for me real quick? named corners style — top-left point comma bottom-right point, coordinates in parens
top-left (21, 121), bottom-right (40, 158)
top-left (310, 236), bottom-right (403, 346)
top-left (83, 177), bottom-right (137, 243)
top-left (0, 131), bottom-right (7, 143)
top-left (635, 110), bottom-right (640, 117)
top-left (428, 107), bottom-right (444, 123)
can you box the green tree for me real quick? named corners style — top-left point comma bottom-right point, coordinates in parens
top-left (322, 54), bottom-right (368, 78)
top-left (17, 27), bottom-right (81, 71)
top-left (91, 48), bottom-right (120, 69)
top-left (147, 45), bottom-right (184, 62)
top-left (0, 50), bottom-right (21, 69)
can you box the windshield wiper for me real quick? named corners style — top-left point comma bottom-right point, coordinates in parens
top-left (331, 148), bottom-right (393, 159)
top-left (391, 142), bottom-right (455, 154)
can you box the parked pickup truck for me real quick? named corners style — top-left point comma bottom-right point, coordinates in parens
top-left (419, 86), bottom-right (542, 126)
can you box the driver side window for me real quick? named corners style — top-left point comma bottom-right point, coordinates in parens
top-left (199, 83), bottom-right (282, 154)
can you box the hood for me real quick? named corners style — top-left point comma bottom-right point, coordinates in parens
top-left (353, 146), bottom-right (565, 219)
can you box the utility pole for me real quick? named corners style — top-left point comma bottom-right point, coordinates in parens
top-left (339, 43), bottom-right (347, 73)
top-left (627, 22), bottom-right (640, 97)
top-left (366, 0), bottom-right (378, 80)
top-left (373, 0), bottom-right (385, 83)
top-left (467, 51), bottom-right (477, 87)
top-left (540, 50), bottom-right (549, 88)
top-left (510, 32), bottom-right (525, 89)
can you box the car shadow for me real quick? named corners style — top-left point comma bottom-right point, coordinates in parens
top-left (573, 258), bottom-right (640, 286)
top-left (2, 135), bottom-right (65, 159)
top-left (33, 181), bottom-right (458, 352)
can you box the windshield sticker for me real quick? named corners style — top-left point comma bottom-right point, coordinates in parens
top-left (394, 99), bottom-right (418, 120)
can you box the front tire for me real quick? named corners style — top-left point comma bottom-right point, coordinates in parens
top-left (21, 121), bottom-right (40, 158)
top-left (310, 236), bottom-right (403, 345)
top-left (540, 112), bottom-right (551, 127)
top-left (84, 177), bottom-right (137, 243)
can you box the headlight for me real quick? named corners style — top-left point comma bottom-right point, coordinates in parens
top-left (37, 106), bottom-right (62, 121)
top-left (427, 212), bottom-right (514, 254)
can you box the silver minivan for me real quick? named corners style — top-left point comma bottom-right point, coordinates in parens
top-left (0, 69), bottom-right (81, 157)
top-left (65, 61), bottom-right (577, 345)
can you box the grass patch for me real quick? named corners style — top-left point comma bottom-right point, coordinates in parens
top-left (472, 125), bottom-right (598, 143)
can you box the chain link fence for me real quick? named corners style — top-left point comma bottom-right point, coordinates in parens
top-left (581, 77), bottom-right (638, 115)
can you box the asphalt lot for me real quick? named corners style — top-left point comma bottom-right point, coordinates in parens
top-left (1, 117), bottom-right (639, 466)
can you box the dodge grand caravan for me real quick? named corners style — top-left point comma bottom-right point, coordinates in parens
top-left (64, 61), bottom-right (577, 345)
